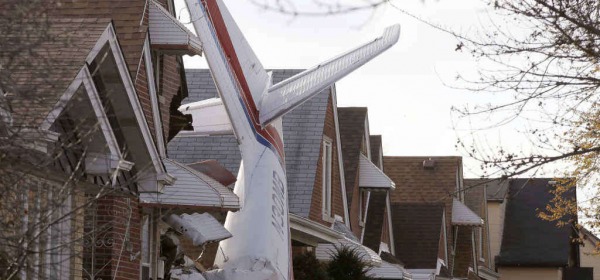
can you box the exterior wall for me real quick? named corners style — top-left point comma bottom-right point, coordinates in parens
top-left (488, 201), bottom-right (506, 270)
top-left (308, 93), bottom-right (346, 226)
top-left (158, 54), bottom-right (182, 142)
top-left (82, 195), bottom-right (142, 280)
top-left (581, 239), bottom-right (600, 280)
top-left (136, 56), bottom-right (157, 141)
top-left (454, 226), bottom-right (474, 277)
top-left (497, 267), bottom-right (561, 280)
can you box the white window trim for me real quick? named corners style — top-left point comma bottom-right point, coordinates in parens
top-left (322, 138), bottom-right (333, 222)
top-left (478, 227), bottom-right (485, 262)
top-left (331, 86), bottom-right (350, 226)
top-left (143, 37), bottom-right (167, 158)
top-left (359, 191), bottom-right (370, 242)
top-left (85, 23), bottom-right (174, 189)
top-left (385, 193), bottom-right (396, 255)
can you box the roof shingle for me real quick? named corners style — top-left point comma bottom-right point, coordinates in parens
top-left (168, 69), bottom-right (331, 218)
top-left (497, 178), bottom-right (576, 267)
top-left (338, 107), bottom-right (368, 202)
top-left (390, 203), bottom-right (444, 269)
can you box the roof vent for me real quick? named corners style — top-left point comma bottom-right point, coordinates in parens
top-left (423, 158), bottom-right (436, 170)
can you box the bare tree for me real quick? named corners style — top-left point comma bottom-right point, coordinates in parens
top-left (0, 1), bottom-right (142, 278)
top-left (446, 0), bottom-right (600, 228)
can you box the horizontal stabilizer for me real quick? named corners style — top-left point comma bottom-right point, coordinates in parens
top-left (259, 24), bottom-right (400, 125)
top-left (178, 98), bottom-right (233, 135)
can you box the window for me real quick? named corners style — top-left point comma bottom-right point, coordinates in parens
top-left (322, 139), bottom-right (333, 217)
top-left (359, 190), bottom-right (369, 225)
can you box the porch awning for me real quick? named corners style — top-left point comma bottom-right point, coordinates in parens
top-left (164, 212), bottom-right (231, 246)
top-left (140, 158), bottom-right (240, 211)
top-left (359, 154), bottom-right (395, 190)
top-left (289, 214), bottom-right (344, 246)
top-left (149, 0), bottom-right (202, 55)
top-left (315, 237), bottom-right (382, 266)
top-left (368, 260), bottom-right (410, 279)
top-left (452, 199), bottom-right (483, 226)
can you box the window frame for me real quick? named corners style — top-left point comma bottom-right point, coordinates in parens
top-left (322, 138), bottom-right (333, 220)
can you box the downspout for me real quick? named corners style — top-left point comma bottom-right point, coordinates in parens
top-left (451, 225), bottom-right (458, 276)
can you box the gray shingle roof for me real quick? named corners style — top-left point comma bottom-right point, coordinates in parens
top-left (168, 69), bottom-right (330, 218)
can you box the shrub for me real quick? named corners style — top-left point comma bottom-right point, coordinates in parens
top-left (326, 245), bottom-right (373, 280)
top-left (293, 251), bottom-right (329, 280)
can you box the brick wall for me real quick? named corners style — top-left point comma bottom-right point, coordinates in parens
top-left (453, 226), bottom-right (474, 278)
top-left (308, 93), bottom-right (346, 226)
top-left (135, 56), bottom-right (156, 141)
top-left (83, 195), bottom-right (141, 280)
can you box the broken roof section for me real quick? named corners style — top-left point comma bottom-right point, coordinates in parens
top-left (148, 0), bottom-right (202, 56)
top-left (140, 158), bottom-right (240, 211)
top-left (164, 213), bottom-right (232, 246)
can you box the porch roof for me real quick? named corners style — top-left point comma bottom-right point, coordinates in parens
top-left (140, 158), bottom-right (240, 211)
top-left (451, 199), bottom-right (483, 226)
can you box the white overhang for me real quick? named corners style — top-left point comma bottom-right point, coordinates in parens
top-left (359, 154), bottom-right (395, 190)
top-left (164, 213), bottom-right (231, 246)
top-left (149, 0), bottom-right (202, 56)
top-left (367, 260), bottom-right (409, 279)
top-left (315, 237), bottom-right (382, 266)
top-left (452, 199), bottom-right (483, 226)
top-left (289, 213), bottom-right (344, 246)
top-left (140, 158), bottom-right (240, 211)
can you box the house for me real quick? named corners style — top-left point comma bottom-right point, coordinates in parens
top-left (478, 178), bottom-right (585, 280)
top-left (463, 179), bottom-right (500, 280)
top-left (0, 1), bottom-right (239, 279)
top-left (384, 156), bottom-right (483, 279)
top-left (169, 70), bottom-right (411, 278)
top-left (332, 109), bottom-right (409, 278)
top-left (579, 227), bottom-right (600, 280)
top-left (169, 69), bottom-right (352, 264)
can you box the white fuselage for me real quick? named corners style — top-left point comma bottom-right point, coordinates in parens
top-left (185, 1), bottom-right (291, 279)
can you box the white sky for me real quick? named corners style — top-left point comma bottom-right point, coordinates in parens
top-left (175, 0), bottom-right (553, 179)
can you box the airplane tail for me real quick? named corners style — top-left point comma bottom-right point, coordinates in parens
top-left (183, 0), bottom-right (399, 140)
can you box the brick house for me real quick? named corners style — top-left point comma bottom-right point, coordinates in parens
top-left (384, 156), bottom-right (483, 279)
top-left (0, 1), bottom-right (242, 279)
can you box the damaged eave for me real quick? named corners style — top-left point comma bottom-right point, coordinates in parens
top-left (149, 0), bottom-right (202, 56)
top-left (359, 154), bottom-right (395, 191)
top-left (140, 158), bottom-right (240, 211)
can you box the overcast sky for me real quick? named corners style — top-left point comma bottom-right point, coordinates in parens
top-left (175, 0), bottom-right (547, 178)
